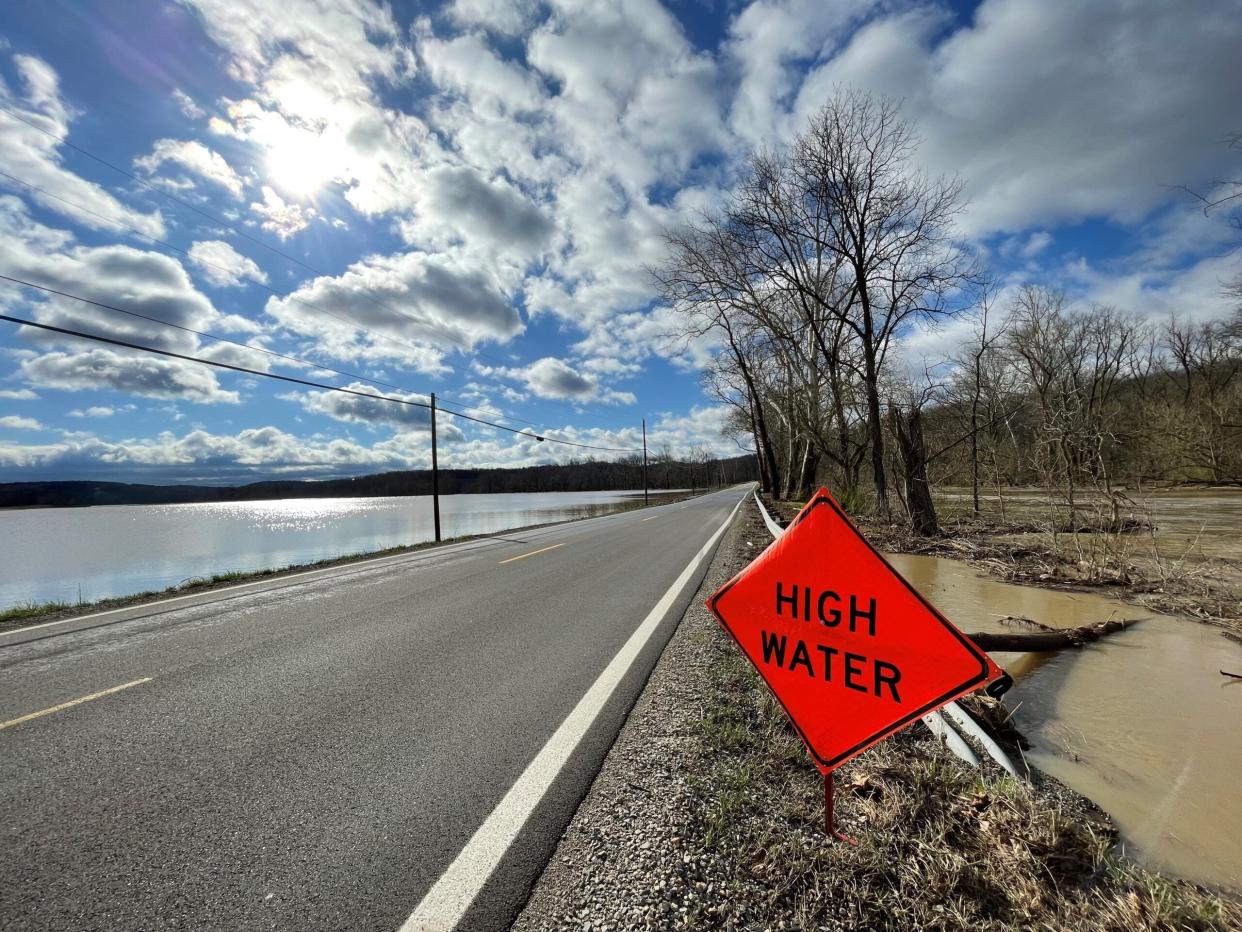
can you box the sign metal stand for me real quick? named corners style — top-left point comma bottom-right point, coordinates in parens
top-left (823, 772), bottom-right (857, 844)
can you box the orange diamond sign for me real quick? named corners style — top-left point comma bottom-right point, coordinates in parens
top-left (707, 488), bottom-right (1005, 772)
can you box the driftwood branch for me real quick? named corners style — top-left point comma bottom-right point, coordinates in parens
top-left (966, 618), bottom-right (1144, 652)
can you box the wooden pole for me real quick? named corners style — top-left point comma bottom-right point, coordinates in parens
top-left (642, 418), bottom-right (649, 505)
top-left (431, 392), bottom-right (441, 543)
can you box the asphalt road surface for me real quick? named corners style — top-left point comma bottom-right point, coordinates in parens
top-left (0, 486), bottom-right (749, 931)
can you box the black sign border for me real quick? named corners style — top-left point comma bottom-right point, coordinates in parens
top-left (706, 491), bottom-right (994, 772)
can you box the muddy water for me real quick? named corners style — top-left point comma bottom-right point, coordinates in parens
top-left (942, 486), bottom-right (1242, 563)
top-left (887, 553), bottom-right (1242, 892)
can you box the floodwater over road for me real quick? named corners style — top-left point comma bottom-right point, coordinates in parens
top-left (889, 552), bottom-right (1242, 892)
top-left (0, 490), bottom-right (675, 609)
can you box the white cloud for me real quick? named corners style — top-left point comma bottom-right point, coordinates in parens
top-left (181, 0), bottom-right (426, 218)
top-left (420, 32), bottom-right (545, 113)
top-left (480, 355), bottom-right (637, 406)
top-left (187, 240), bottom-right (268, 288)
top-left (0, 415), bottom-right (41, 430)
top-left (0, 388), bottom-right (37, 400)
top-left (408, 166), bottom-right (554, 257)
top-left (1064, 251), bottom-right (1240, 324)
top-left (249, 185), bottom-right (314, 239)
top-left (516, 356), bottom-right (596, 399)
top-left (134, 138), bottom-right (245, 199)
top-left (0, 199), bottom-right (246, 403)
top-left (448, 0), bottom-right (543, 36)
top-left (172, 88), bottom-right (207, 120)
top-left (0, 53), bottom-right (164, 237)
top-left (791, 0), bottom-right (1242, 236)
top-left (298, 381), bottom-right (467, 438)
top-left (67, 406), bottom-right (115, 417)
top-left (1, 223), bottom-right (233, 354)
top-left (727, 0), bottom-right (875, 147)
top-left (0, 400), bottom-right (744, 480)
top-left (181, 0), bottom-right (410, 99)
top-left (19, 349), bottom-right (240, 405)
top-left (264, 249), bottom-right (522, 370)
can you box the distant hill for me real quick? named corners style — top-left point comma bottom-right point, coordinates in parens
top-left (0, 455), bottom-right (758, 508)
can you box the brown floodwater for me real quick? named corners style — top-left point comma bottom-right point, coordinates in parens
top-left (887, 552), bottom-right (1242, 893)
top-left (941, 486), bottom-right (1242, 564)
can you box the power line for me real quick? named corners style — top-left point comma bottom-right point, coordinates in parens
top-left (0, 272), bottom-right (408, 393)
top-left (0, 273), bottom-right (632, 451)
top-left (435, 395), bottom-right (579, 433)
top-left (2, 103), bottom-right (516, 382)
top-left (0, 105), bottom-right (637, 427)
top-left (0, 313), bottom-right (638, 453)
top-left (0, 168), bottom-right (452, 366)
top-left (1, 108), bottom-right (519, 374)
top-left (0, 104), bottom-right (323, 276)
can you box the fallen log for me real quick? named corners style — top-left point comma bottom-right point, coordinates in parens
top-left (967, 618), bottom-right (1145, 652)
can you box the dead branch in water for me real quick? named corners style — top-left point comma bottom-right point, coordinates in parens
top-left (967, 618), bottom-right (1145, 652)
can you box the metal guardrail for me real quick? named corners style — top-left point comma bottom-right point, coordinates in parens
top-left (748, 488), bottom-right (1020, 777)
top-left (752, 489), bottom-right (786, 538)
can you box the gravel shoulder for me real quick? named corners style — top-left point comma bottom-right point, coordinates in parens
top-left (512, 501), bottom-right (1241, 931)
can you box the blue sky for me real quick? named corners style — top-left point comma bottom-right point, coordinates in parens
top-left (0, 0), bottom-right (1239, 483)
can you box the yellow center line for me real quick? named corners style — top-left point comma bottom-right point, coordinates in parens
top-left (497, 542), bottom-right (565, 565)
top-left (0, 677), bottom-right (152, 732)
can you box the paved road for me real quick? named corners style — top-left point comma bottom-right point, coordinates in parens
top-left (0, 486), bottom-right (749, 931)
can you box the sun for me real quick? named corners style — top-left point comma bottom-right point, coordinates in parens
top-left (264, 128), bottom-right (341, 200)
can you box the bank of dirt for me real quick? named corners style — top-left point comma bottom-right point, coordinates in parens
top-left (513, 501), bottom-right (1241, 931)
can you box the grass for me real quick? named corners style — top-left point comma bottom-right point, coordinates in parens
top-left (0, 599), bottom-right (73, 623)
top-left (681, 506), bottom-right (1242, 930)
top-left (0, 488), bottom-right (709, 631)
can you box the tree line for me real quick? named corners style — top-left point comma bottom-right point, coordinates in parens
top-left (0, 454), bottom-right (757, 508)
top-left (657, 88), bottom-right (1241, 535)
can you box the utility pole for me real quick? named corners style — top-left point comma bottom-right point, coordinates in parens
top-left (431, 392), bottom-right (441, 542)
top-left (642, 418), bottom-right (649, 505)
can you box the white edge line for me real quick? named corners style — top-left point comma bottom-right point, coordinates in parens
top-left (398, 489), bottom-right (748, 932)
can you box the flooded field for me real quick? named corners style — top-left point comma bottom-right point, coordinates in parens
top-left (939, 486), bottom-right (1242, 566)
top-left (888, 552), bottom-right (1242, 891)
top-left (0, 490), bottom-right (679, 609)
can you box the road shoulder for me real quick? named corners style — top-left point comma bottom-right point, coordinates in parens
top-left (512, 500), bottom-right (1241, 930)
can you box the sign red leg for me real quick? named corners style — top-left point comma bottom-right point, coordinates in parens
top-left (824, 772), bottom-right (858, 845)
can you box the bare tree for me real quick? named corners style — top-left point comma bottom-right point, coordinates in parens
top-left (732, 88), bottom-right (971, 516)
top-left (950, 280), bottom-right (1009, 514)
top-left (655, 217), bottom-right (782, 491)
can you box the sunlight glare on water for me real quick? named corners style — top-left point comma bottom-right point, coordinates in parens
top-left (0, 491), bottom-right (662, 608)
